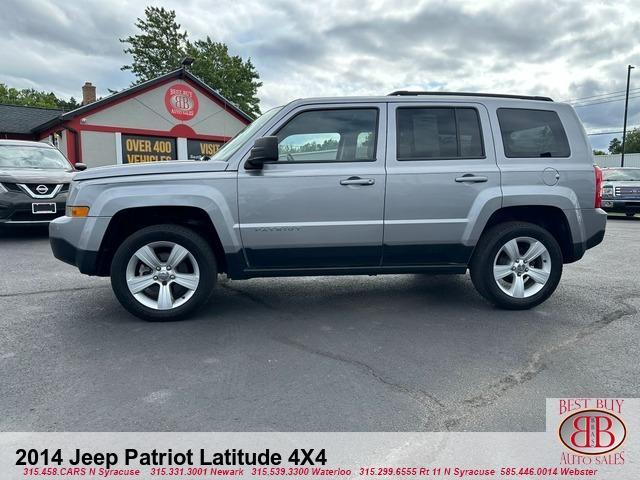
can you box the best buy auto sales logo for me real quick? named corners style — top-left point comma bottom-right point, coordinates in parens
top-left (165, 83), bottom-right (199, 120)
top-left (559, 409), bottom-right (626, 454)
top-left (558, 399), bottom-right (627, 465)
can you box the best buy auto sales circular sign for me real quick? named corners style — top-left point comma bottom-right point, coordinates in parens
top-left (164, 83), bottom-right (199, 120)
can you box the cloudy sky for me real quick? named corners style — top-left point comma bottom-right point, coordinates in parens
top-left (1, 0), bottom-right (639, 150)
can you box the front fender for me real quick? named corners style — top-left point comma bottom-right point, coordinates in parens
top-left (78, 175), bottom-right (241, 252)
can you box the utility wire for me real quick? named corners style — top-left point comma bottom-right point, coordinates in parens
top-left (587, 130), bottom-right (624, 136)
top-left (562, 87), bottom-right (640, 103)
top-left (573, 94), bottom-right (640, 108)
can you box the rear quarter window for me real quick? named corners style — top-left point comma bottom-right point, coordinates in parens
top-left (497, 108), bottom-right (570, 158)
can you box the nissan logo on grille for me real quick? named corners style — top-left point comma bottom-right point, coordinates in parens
top-left (36, 185), bottom-right (49, 195)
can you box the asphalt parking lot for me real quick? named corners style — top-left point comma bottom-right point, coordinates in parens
top-left (1, 217), bottom-right (638, 432)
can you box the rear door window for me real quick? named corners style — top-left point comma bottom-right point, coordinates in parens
top-left (497, 108), bottom-right (570, 158)
top-left (396, 107), bottom-right (484, 160)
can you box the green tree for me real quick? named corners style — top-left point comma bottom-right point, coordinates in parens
top-left (609, 137), bottom-right (622, 154)
top-left (120, 7), bottom-right (261, 118)
top-left (186, 38), bottom-right (261, 118)
top-left (609, 129), bottom-right (640, 154)
top-left (592, 149), bottom-right (607, 155)
top-left (0, 83), bottom-right (79, 110)
top-left (120, 7), bottom-right (187, 83)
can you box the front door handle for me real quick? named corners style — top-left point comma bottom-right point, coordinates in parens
top-left (455, 174), bottom-right (488, 183)
top-left (340, 176), bottom-right (375, 186)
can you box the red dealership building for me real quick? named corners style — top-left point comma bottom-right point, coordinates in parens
top-left (0, 68), bottom-right (251, 167)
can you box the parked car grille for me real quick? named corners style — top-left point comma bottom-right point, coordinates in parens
top-left (615, 186), bottom-right (640, 196)
top-left (1, 182), bottom-right (22, 192)
top-left (22, 183), bottom-right (62, 196)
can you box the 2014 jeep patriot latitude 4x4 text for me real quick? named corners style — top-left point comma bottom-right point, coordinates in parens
top-left (50, 92), bottom-right (607, 321)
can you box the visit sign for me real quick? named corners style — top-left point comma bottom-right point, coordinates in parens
top-left (187, 139), bottom-right (223, 160)
top-left (164, 83), bottom-right (199, 120)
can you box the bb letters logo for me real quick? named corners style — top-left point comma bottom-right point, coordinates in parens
top-left (559, 409), bottom-right (627, 455)
top-left (164, 84), bottom-right (199, 120)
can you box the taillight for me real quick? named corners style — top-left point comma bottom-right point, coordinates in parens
top-left (594, 165), bottom-right (603, 208)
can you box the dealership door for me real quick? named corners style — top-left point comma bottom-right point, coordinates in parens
top-left (237, 104), bottom-right (387, 270)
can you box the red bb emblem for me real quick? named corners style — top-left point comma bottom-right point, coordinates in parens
top-left (164, 84), bottom-right (199, 120)
top-left (559, 409), bottom-right (627, 455)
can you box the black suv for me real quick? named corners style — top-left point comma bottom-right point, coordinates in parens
top-left (0, 140), bottom-right (84, 224)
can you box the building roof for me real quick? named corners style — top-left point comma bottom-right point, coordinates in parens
top-left (0, 104), bottom-right (64, 134)
top-left (35, 67), bottom-right (252, 133)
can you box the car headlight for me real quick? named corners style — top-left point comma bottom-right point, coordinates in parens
top-left (601, 185), bottom-right (613, 198)
top-left (0, 183), bottom-right (7, 193)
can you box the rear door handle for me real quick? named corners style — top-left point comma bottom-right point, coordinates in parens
top-left (340, 176), bottom-right (375, 186)
top-left (455, 174), bottom-right (488, 183)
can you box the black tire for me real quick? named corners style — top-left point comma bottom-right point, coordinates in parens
top-left (110, 224), bottom-right (217, 321)
top-left (625, 212), bottom-right (636, 217)
top-left (469, 221), bottom-right (562, 310)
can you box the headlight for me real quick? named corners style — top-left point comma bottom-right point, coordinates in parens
top-left (0, 183), bottom-right (7, 193)
top-left (601, 185), bottom-right (613, 198)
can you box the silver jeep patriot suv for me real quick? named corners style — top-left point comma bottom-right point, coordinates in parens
top-left (50, 92), bottom-right (607, 321)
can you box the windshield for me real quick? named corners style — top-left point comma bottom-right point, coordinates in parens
top-left (603, 168), bottom-right (640, 182)
top-left (0, 145), bottom-right (72, 170)
top-left (212, 106), bottom-right (283, 162)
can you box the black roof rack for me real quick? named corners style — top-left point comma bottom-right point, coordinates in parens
top-left (387, 91), bottom-right (553, 102)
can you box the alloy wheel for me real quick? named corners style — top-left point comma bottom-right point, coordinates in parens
top-left (493, 236), bottom-right (551, 299)
top-left (125, 241), bottom-right (200, 310)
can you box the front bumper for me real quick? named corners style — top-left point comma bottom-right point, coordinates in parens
top-left (49, 215), bottom-right (111, 276)
top-left (50, 236), bottom-right (101, 275)
top-left (0, 191), bottom-right (67, 224)
top-left (601, 199), bottom-right (640, 214)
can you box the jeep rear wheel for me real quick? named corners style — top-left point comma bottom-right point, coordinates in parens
top-left (110, 224), bottom-right (216, 321)
top-left (470, 222), bottom-right (562, 310)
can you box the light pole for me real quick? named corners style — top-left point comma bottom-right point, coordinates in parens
top-left (621, 64), bottom-right (635, 167)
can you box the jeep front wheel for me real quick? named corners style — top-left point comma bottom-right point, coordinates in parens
top-left (110, 224), bottom-right (216, 321)
top-left (470, 222), bottom-right (562, 310)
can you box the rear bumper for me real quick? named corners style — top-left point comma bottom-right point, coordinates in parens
top-left (586, 228), bottom-right (606, 249)
top-left (570, 208), bottom-right (607, 262)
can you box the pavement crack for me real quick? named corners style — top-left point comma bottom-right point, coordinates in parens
top-left (273, 335), bottom-right (447, 428)
top-left (575, 300), bottom-right (638, 340)
top-left (451, 297), bottom-right (639, 423)
top-left (0, 285), bottom-right (108, 298)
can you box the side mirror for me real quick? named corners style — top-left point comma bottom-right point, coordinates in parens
top-left (74, 162), bottom-right (87, 171)
top-left (245, 136), bottom-right (279, 170)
